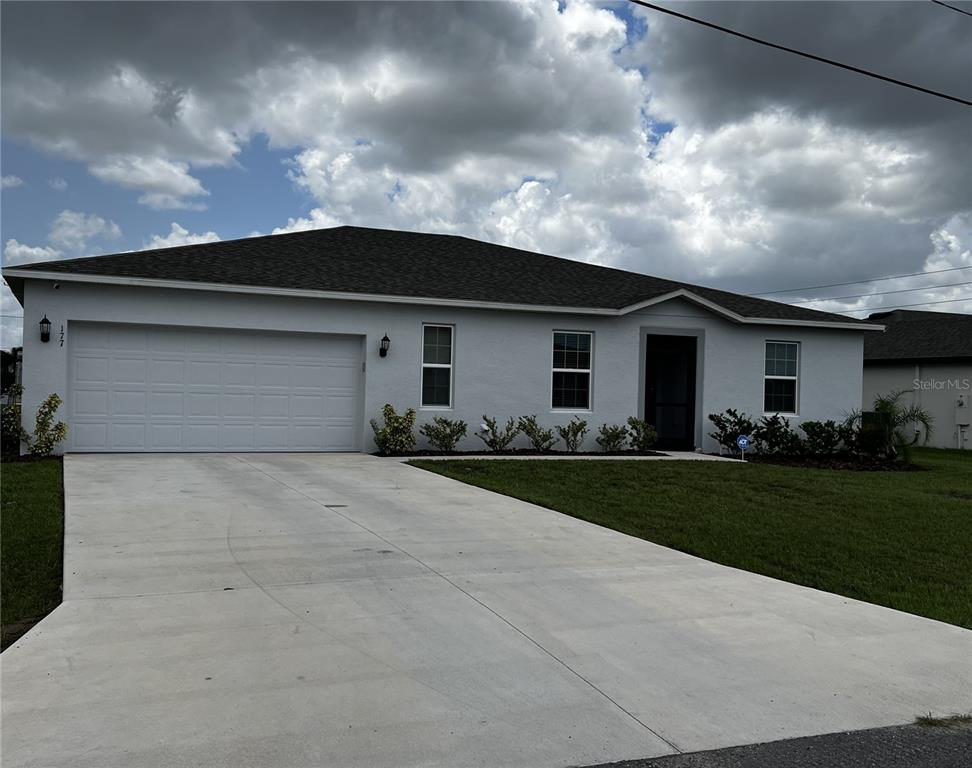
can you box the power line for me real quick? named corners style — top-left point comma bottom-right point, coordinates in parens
top-left (842, 295), bottom-right (972, 314)
top-left (752, 265), bottom-right (972, 296)
top-left (628, 0), bottom-right (972, 107)
top-left (931, 0), bottom-right (972, 19)
top-left (0, 314), bottom-right (24, 319)
top-left (791, 279), bottom-right (972, 304)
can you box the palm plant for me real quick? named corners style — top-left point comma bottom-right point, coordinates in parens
top-left (846, 390), bottom-right (933, 461)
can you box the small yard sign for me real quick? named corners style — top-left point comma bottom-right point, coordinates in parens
top-left (736, 434), bottom-right (751, 458)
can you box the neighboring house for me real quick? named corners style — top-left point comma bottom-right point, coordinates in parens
top-left (2, 226), bottom-right (881, 453)
top-left (863, 309), bottom-right (972, 450)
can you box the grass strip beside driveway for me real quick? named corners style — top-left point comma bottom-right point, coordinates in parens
top-left (411, 448), bottom-right (972, 629)
top-left (1, 458), bottom-right (64, 650)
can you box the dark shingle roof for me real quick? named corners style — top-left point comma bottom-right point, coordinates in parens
top-left (864, 309), bottom-right (972, 361)
top-left (7, 225), bottom-right (873, 326)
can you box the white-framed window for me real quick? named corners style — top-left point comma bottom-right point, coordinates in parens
top-left (421, 324), bottom-right (454, 407)
top-left (764, 341), bottom-right (799, 414)
top-left (552, 331), bottom-right (592, 410)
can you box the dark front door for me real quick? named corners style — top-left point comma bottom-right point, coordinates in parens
top-left (645, 335), bottom-right (697, 450)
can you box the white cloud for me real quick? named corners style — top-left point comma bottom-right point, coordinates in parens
top-left (89, 155), bottom-right (208, 210)
top-left (48, 177), bottom-right (68, 191)
top-left (2, 239), bottom-right (62, 266)
top-left (144, 222), bottom-right (220, 249)
top-left (272, 207), bottom-right (343, 235)
top-left (1, 175), bottom-right (24, 188)
top-left (48, 210), bottom-right (121, 252)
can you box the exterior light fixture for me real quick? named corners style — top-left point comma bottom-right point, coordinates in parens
top-left (379, 334), bottom-right (391, 358)
top-left (39, 315), bottom-right (51, 343)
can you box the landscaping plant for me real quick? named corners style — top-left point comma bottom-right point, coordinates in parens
top-left (555, 417), bottom-right (588, 453)
top-left (845, 390), bottom-right (933, 461)
top-left (800, 420), bottom-right (853, 455)
top-left (518, 415), bottom-right (557, 451)
top-left (2, 386), bottom-right (69, 457)
top-left (707, 408), bottom-right (756, 455)
top-left (370, 404), bottom-right (417, 455)
top-left (476, 415), bottom-right (520, 452)
top-left (752, 414), bottom-right (803, 455)
top-left (626, 417), bottom-right (658, 452)
top-left (419, 416), bottom-right (468, 452)
top-left (596, 423), bottom-right (628, 452)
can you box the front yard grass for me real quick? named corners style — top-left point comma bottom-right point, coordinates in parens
top-left (1, 458), bottom-right (64, 650)
top-left (411, 448), bottom-right (972, 629)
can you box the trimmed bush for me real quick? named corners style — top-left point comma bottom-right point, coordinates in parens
top-left (420, 416), bottom-right (468, 452)
top-left (476, 415), bottom-right (520, 452)
top-left (518, 415), bottom-right (557, 452)
top-left (556, 417), bottom-right (588, 453)
top-left (2, 387), bottom-right (69, 457)
top-left (707, 408), bottom-right (756, 455)
top-left (596, 423), bottom-right (628, 452)
top-left (626, 417), bottom-right (658, 452)
top-left (752, 414), bottom-right (803, 455)
top-left (370, 404), bottom-right (417, 455)
top-left (800, 420), bottom-right (852, 455)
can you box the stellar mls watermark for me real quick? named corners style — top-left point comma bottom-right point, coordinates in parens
top-left (913, 377), bottom-right (971, 391)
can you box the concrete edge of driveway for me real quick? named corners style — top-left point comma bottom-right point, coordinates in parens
top-left (384, 451), bottom-right (742, 462)
top-left (578, 721), bottom-right (972, 768)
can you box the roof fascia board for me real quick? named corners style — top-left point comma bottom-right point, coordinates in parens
top-left (3, 269), bottom-right (883, 331)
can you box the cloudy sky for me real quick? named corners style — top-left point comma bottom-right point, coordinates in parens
top-left (2, 0), bottom-right (970, 347)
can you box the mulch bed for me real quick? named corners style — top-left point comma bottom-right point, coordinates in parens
top-left (741, 453), bottom-right (924, 472)
top-left (379, 449), bottom-right (669, 458)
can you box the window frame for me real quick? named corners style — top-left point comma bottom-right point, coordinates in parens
top-left (763, 340), bottom-right (800, 416)
top-left (550, 330), bottom-right (594, 412)
top-left (420, 323), bottom-right (455, 409)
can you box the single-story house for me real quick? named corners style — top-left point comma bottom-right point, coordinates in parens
top-left (2, 226), bottom-right (882, 453)
top-left (863, 309), bottom-right (971, 450)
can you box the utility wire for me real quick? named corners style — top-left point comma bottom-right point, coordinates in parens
top-left (931, 0), bottom-right (972, 19)
top-left (752, 265), bottom-right (972, 296)
top-left (842, 295), bottom-right (972, 314)
top-left (791, 279), bottom-right (972, 304)
top-left (628, 0), bottom-right (972, 106)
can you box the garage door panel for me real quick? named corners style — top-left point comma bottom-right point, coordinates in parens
top-left (69, 323), bottom-right (361, 452)
top-left (112, 390), bottom-right (147, 417)
top-left (149, 424), bottom-right (183, 450)
top-left (110, 327), bottom-right (147, 351)
top-left (112, 423), bottom-right (146, 450)
top-left (111, 357), bottom-right (147, 384)
top-left (73, 423), bottom-right (108, 450)
top-left (75, 356), bottom-right (109, 384)
top-left (74, 389), bottom-right (109, 416)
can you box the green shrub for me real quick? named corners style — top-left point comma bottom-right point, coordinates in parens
top-left (476, 415), bottom-right (520, 452)
top-left (2, 387), bottom-right (69, 457)
top-left (518, 415), bottom-right (557, 451)
top-left (596, 423), bottom-right (628, 452)
top-left (800, 420), bottom-right (852, 455)
top-left (369, 404), bottom-right (417, 455)
top-left (845, 390), bottom-right (933, 461)
top-left (752, 414), bottom-right (803, 455)
top-left (707, 408), bottom-right (756, 455)
top-left (626, 417), bottom-right (657, 452)
top-left (1, 384), bottom-right (27, 455)
top-left (555, 417), bottom-right (588, 453)
top-left (419, 416), bottom-right (468, 452)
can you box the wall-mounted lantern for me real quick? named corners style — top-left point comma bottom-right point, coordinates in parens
top-left (39, 315), bottom-right (51, 343)
top-left (379, 334), bottom-right (391, 358)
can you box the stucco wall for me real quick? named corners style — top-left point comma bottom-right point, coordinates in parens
top-left (863, 361), bottom-right (972, 450)
top-left (20, 279), bottom-right (866, 453)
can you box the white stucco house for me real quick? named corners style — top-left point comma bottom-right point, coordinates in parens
top-left (863, 309), bottom-right (971, 450)
top-left (2, 226), bottom-right (882, 453)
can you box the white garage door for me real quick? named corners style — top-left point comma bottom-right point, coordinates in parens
top-left (68, 322), bottom-right (363, 452)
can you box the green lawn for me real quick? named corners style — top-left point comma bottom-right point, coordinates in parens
top-left (1, 458), bottom-right (64, 650)
top-left (411, 448), bottom-right (972, 629)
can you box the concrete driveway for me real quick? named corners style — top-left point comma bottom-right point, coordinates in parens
top-left (2, 454), bottom-right (969, 768)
